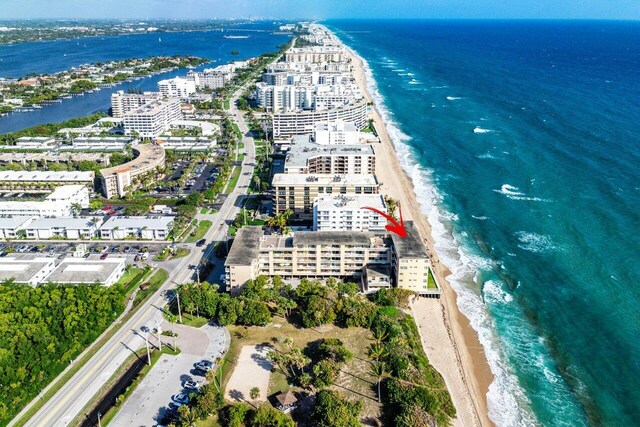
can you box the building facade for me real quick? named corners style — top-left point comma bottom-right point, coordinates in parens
top-left (271, 173), bottom-right (379, 220)
top-left (313, 194), bottom-right (387, 232)
top-left (123, 98), bottom-right (182, 138)
top-left (100, 144), bottom-right (165, 198)
top-left (98, 216), bottom-right (174, 240)
top-left (158, 77), bottom-right (196, 99)
top-left (0, 185), bottom-right (89, 217)
top-left (284, 136), bottom-right (375, 175)
top-left (272, 100), bottom-right (368, 138)
top-left (111, 90), bottom-right (162, 118)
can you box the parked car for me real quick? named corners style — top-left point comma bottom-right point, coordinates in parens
top-left (100, 253), bottom-right (108, 260)
top-left (196, 239), bottom-right (206, 247)
top-left (194, 360), bottom-right (213, 372)
top-left (124, 246), bottom-right (132, 253)
top-left (172, 393), bottom-right (190, 404)
top-left (183, 380), bottom-right (200, 390)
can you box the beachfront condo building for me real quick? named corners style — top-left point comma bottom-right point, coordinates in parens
top-left (158, 77), bottom-right (196, 99)
top-left (225, 221), bottom-right (438, 296)
top-left (313, 120), bottom-right (361, 145)
top-left (271, 173), bottom-right (379, 220)
top-left (272, 100), bottom-right (368, 137)
top-left (122, 98), bottom-right (182, 138)
top-left (100, 143), bottom-right (165, 198)
top-left (284, 135), bottom-right (375, 175)
top-left (313, 194), bottom-right (388, 232)
top-left (255, 83), bottom-right (361, 113)
top-left (284, 46), bottom-right (346, 64)
top-left (111, 90), bottom-right (162, 118)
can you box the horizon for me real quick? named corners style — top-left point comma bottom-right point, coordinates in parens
top-left (0, 0), bottom-right (639, 21)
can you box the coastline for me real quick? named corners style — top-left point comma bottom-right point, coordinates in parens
top-left (335, 33), bottom-right (495, 426)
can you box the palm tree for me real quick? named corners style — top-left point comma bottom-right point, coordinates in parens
top-left (371, 361), bottom-right (390, 403)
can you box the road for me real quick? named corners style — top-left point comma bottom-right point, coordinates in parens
top-left (14, 84), bottom-right (257, 427)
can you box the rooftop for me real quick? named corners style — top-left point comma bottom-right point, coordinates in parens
top-left (0, 254), bottom-right (54, 283)
top-left (0, 215), bottom-right (34, 228)
top-left (226, 226), bottom-right (263, 266)
top-left (293, 230), bottom-right (373, 247)
top-left (100, 215), bottom-right (174, 230)
top-left (27, 216), bottom-right (102, 229)
top-left (391, 221), bottom-right (428, 259)
top-left (100, 143), bottom-right (164, 177)
top-left (271, 173), bottom-right (378, 187)
top-left (45, 255), bottom-right (126, 284)
top-left (314, 194), bottom-right (386, 211)
top-left (0, 170), bottom-right (94, 182)
top-left (285, 135), bottom-right (374, 168)
top-left (127, 98), bottom-right (178, 116)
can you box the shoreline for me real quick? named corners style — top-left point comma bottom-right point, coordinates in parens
top-left (335, 32), bottom-right (495, 426)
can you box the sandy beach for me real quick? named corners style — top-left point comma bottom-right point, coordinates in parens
top-left (340, 36), bottom-right (495, 426)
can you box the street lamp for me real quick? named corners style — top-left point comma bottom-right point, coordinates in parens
top-left (144, 331), bottom-right (151, 366)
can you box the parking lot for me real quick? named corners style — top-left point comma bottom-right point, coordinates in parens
top-left (151, 157), bottom-right (222, 198)
top-left (0, 241), bottom-right (172, 259)
top-left (110, 323), bottom-right (230, 427)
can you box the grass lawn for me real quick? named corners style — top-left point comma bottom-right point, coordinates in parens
top-left (133, 269), bottom-right (169, 307)
top-left (172, 247), bottom-right (190, 259)
top-left (185, 220), bottom-right (213, 243)
top-left (200, 207), bottom-right (209, 214)
top-left (224, 166), bottom-right (242, 194)
top-left (116, 266), bottom-right (150, 295)
top-left (428, 268), bottom-right (438, 289)
top-left (223, 317), bottom-right (381, 421)
top-left (230, 122), bottom-right (242, 139)
top-left (224, 100), bottom-right (230, 110)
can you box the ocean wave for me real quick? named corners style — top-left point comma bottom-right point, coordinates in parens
top-left (515, 231), bottom-right (558, 253)
top-left (474, 126), bottom-right (493, 133)
top-left (477, 153), bottom-right (497, 160)
top-left (446, 96), bottom-right (462, 100)
top-left (342, 43), bottom-right (537, 426)
top-left (472, 215), bottom-right (489, 220)
top-left (484, 280), bottom-right (514, 304)
top-left (494, 185), bottom-right (551, 202)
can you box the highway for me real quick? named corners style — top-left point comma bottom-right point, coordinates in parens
top-left (15, 85), bottom-right (257, 427)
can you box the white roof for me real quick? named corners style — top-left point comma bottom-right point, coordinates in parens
top-left (0, 171), bottom-right (94, 182)
top-left (100, 215), bottom-right (174, 230)
top-left (272, 173), bottom-right (378, 186)
top-left (314, 194), bottom-right (386, 211)
top-left (27, 216), bottom-right (102, 230)
top-left (0, 216), bottom-right (34, 229)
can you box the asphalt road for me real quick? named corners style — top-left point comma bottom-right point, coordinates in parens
top-left (14, 84), bottom-right (257, 427)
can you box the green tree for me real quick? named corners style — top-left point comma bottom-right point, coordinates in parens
top-left (312, 390), bottom-right (363, 427)
top-left (249, 386), bottom-right (260, 400)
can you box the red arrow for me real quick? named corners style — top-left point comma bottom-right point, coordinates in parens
top-left (361, 203), bottom-right (407, 238)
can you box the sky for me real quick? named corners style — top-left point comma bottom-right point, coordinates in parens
top-left (0, 0), bottom-right (639, 20)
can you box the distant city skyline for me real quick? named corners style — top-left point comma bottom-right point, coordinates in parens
top-left (0, 0), bottom-right (639, 20)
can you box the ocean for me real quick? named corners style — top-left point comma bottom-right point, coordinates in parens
top-left (326, 20), bottom-right (640, 426)
top-left (0, 22), bottom-right (290, 133)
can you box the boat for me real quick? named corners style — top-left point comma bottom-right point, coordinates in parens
top-left (224, 35), bottom-right (250, 39)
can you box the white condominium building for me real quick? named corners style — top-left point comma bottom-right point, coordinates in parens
top-left (313, 194), bottom-right (387, 232)
top-left (111, 90), bottom-right (162, 118)
top-left (100, 143), bottom-right (165, 198)
top-left (98, 216), bottom-right (174, 240)
top-left (158, 77), bottom-right (196, 99)
top-left (0, 171), bottom-right (95, 191)
top-left (284, 135), bottom-right (375, 175)
top-left (285, 47), bottom-right (346, 63)
top-left (224, 227), bottom-right (392, 292)
top-left (123, 98), bottom-right (182, 138)
top-left (271, 173), bottom-right (379, 220)
top-left (314, 120), bottom-right (361, 145)
top-left (0, 185), bottom-right (89, 217)
top-left (224, 221), bottom-right (438, 296)
top-left (14, 137), bottom-right (56, 150)
top-left (273, 100), bottom-right (368, 137)
top-left (255, 83), bottom-right (360, 113)
top-left (24, 216), bottom-right (103, 240)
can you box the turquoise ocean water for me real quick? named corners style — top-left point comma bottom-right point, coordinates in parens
top-left (327, 20), bottom-right (640, 426)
